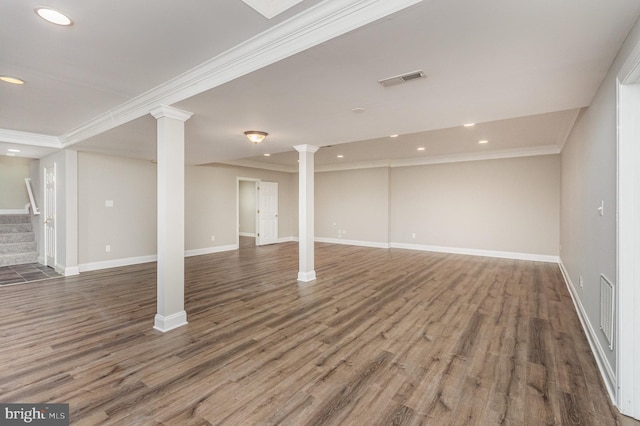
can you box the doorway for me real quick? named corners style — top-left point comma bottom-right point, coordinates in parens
top-left (236, 178), bottom-right (279, 249)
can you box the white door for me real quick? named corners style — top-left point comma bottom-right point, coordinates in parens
top-left (44, 164), bottom-right (56, 267)
top-left (256, 181), bottom-right (278, 246)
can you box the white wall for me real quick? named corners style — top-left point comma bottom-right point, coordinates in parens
top-left (78, 152), bottom-right (157, 266)
top-left (315, 167), bottom-right (389, 245)
top-left (560, 15), bottom-right (640, 391)
top-left (0, 156), bottom-right (31, 210)
top-left (390, 155), bottom-right (560, 258)
top-left (77, 153), bottom-right (297, 267)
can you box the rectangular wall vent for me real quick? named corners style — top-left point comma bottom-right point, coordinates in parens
top-left (599, 274), bottom-right (614, 350)
top-left (378, 70), bottom-right (425, 87)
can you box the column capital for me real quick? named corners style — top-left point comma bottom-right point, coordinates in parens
top-left (150, 105), bottom-right (193, 122)
top-left (294, 144), bottom-right (319, 153)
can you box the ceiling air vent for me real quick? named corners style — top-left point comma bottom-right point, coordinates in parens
top-left (378, 70), bottom-right (425, 87)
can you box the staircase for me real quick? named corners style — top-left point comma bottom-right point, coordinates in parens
top-left (0, 214), bottom-right (38, 267)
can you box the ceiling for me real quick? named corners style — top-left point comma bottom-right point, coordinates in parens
top-left (2, 0), bottom-right (640, 170)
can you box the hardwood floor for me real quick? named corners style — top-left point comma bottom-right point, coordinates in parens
top-left (0, 239), bottom-right (636, 425)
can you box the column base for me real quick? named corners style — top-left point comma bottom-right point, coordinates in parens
top-left (297, 270), bottom-right (317, 282)
top-left (154, 311), bottom-right (188, 332)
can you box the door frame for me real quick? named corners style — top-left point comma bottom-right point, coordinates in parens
top-left (616, 39), bottom-right (640, 419)
top-left (43, 163), bottom-right (57, 268)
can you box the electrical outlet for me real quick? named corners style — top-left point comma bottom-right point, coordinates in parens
top-left (105, 245), bottom-right (111, 253)
top-left (579, 276), bottom-right (584, 288)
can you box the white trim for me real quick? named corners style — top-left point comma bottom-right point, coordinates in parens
top-left (149, 105), bottom-right (193, 122)
top-left (154, 311), bottom-right (188, 333)
top-left (616, 46), bottom-right (640, 418)
top-left (242, 0), bottom-right (304, 19)
top-left (0, 129), bottom-right (61, 147)
top-left (315, 237), bottom-right (390, 249)
top-left (390, 242), bottom-right (558, 263)
top-left (297, 270), bottom-right (316, 282)
top-left (185, 244), bottom-right (238, 257)
top-left (0, 209), bottom-right (29, 215)
top-left (55, 264), bottom-right (79, 276)
top-left (220, 146), bottom-right (561, 174)
top-left (558, 259), bottom-right (617, 402)
top-left (389, 145), bottom-right (560, 168)
top-left (239, 232), bottom-right (256, 237)
top-left (79, 254), bottom-right (158, 272)
top-left (279, 236), bottom-right (298, 243)
top-left (60, 0), bottom-right (422, 146)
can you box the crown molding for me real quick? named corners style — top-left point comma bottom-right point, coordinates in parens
top-left (217, 145), bottom-right (560, 174)
top-left (59, 0), bottom-right (423, 147)
top-left (149, 105), bottom-right (193, 121)
top-left (0, 128), bottom-right (61, 148)
top-left (215, 159), bottom-right (297, 173)
top-left (389, 145), bottom-right (561, 168)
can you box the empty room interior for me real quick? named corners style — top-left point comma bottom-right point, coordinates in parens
top-left (1, 0), bottom-right (640, 424)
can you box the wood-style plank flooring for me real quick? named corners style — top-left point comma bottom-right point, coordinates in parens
top-left (0, 238), bottom-right (636, 425)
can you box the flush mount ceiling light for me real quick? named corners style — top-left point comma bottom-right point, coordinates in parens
top-left (337, 154), bottom-right (344, 158)
top-left (35, 7), bottom-right (73, 26)
top-left (0, 75), bottom-right (25, 85)
top-left (244, 130), bottom-right (268, 144)
top-left (478, 140), bottom-right (489, 144)
top-left (417, 147), bottom-right (426, 151)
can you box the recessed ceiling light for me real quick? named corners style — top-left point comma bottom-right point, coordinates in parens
top-left (463, 123), bottom-right (476, 127)
top-left (351, 107), bottom-right (365, 114)
top-left (478, 140), bottom-right (489, 144)
top-left (337, 154), bottom-right (344, 158)
top-left (263, 153), bottom-right (271, 157)
top-left (8, 149), bottom-right (21, 153)
top-left (390, 134), bottom-right (399, 138)
top-left (417, 147), bottom-right (426, 151)
top-left (0, 75), bottom-right (25, 85)
top-left (35, 7), bottom-right (73, 26)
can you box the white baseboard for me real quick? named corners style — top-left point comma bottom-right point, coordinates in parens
top-left (55, 263), bottom-right (79, 276)
top-left (79, 255), bottom-right (158, 272)
top-left (298, 270), bottom-right (316, 282)
top-left (79, 245), bottom-right (240, 272)
top-left (279, 236), bottom-right (298, 243)
top-left (558, 259), bottom-right (617, 403)
top-left (154, 311), bottom-right (188, 332)
top-left (0, 208), bottom-right (29, 215)
top-left (315, 237), bottom-right (390, 249)
top-left (239, 232), bottom-right (256, 237)
top-left (185, 244), bottom-right (238, 257)
top-left (390, 242), bottom-right (559, 263)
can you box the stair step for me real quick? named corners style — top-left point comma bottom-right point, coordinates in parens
top-left (0, 233), bottom-right (35, 244)
top-left (0, 252), bottom-right (38, 267)
top-left (0, 242), bottom-right (37, 255)
top-left (0, 215), bottom-right (31, 224)
top-left (0, 223), bottom-right (33, 234)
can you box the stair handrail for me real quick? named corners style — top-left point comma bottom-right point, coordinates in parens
top-left (24, 178), bottom-right (40, 215)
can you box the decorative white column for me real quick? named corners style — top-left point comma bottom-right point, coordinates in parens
top-left (150, 105), bottom-right (193, 332)
top-left (294, 144), bottom-right (319, 282)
